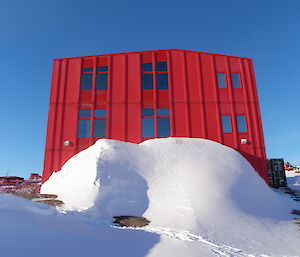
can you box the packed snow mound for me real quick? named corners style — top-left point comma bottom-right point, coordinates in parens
top-left (41, 138), bottom-right (300, 256)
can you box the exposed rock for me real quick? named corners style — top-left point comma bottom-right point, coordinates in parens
top-left (35, 199), bottom-right (64, 207)
top-left (113, 216), bottom-right (150, 227)
top-left (291, 209), bottom-right (300, 216)
top-left (12, 193), bottom-right (58, 200)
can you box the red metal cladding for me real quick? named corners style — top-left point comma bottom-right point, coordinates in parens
top-left (43, 49), bottom-right (268, 184)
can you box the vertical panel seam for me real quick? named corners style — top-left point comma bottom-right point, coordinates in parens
top-left (225, 57), bottom-right (239, 149)
top-left (211, 55), bottom-right (223, 143)
top-left (197, 54), bottom-right (207, 138)
top-left (167, 51), bottom-right (175, 136)
top-left (183, 52), bottom-right (191, 137)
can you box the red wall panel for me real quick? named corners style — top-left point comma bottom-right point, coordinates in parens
top-left (43, 49), bottom-right (268, 184)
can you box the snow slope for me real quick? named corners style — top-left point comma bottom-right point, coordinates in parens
top-left (40, 138), bottom-right (300, 256)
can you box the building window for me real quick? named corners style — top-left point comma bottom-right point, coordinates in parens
top-left (141, 63), bottom-right (153, 72)
top-left (96, 66), bottom-right (108, 90)
top-left (94, 109), bottom-right (106, 137)
top-left (141, 62), bottom-right (168, 90)
top-left (142, 108), bottom-right (170, 137)
top-left (81, 68), bottom-right (93, 72)
top-left (77, 109), bottom-right (106, 138)
top-left (156, 62), bottom-right (168, 72)
top-left (142, 108), bottom-right (154, 137)
top-left (217, 73), bottom-right (227, 88)
top-left (77, 119), bottom-right (90, 137)
top-left (96, 74), bottom-right (108, 90)
top-left (78, 109), bottom-right (91, 137)
top-left (157, 109), bottom-right (170, 137)
top-left (142, 118), bottom-right (154, 137)
top-left (141, 74), bottom-right (153, 89)
top-left (80, 65), bottom-right (108, 91)
top-left (80, 73), bottom-right (93, 90)
top-left (237, 115), bottom-right (247, 132)
top-left (96, 66), bottom-right (108, 72)
top-left (156, 73), bottom-right (168, 89)
top-left (79, 109), bottom-right (91, 117)
top-left (232, 73), bottom-right (241, 88)
top-left (221, 115), bottom-right (232, 133)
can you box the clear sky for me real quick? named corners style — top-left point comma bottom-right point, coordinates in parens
top-left (0, 0), bottom-right (299, 178)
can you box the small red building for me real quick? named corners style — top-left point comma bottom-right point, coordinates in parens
top-left (43, 49), bottom-right (268, 183)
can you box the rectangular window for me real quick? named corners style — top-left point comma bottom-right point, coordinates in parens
top-left (141, 74), bottom-right (153, 89)
top-left (157, 108), bottom-right (169, 116)
top-left (237, 115), bottom-right (247, 132)
top-left (80, 74), bottom-right (92, 90)
top-left (221, 115), bottom-right (232, 133)
top-left (156, 62), bottom-right (168, 71)
top-left (96, 74), bottom-right (107, 90)
top-left (142, 118), bottom-right (154, 137)
top-left (77, 119), bottom-right (90, 137)
top-left (158, 118), bottom-right (170, 137)
top-left (232, 73), bottom-right (241, 88)
top-left (94, 109), bottom-right (106, 117)
top-left (79, 109), bottom-right (91, 117)
top-left (94, 119), bottom-right (106, 137)
top-left (141, 63), bottom-right (153, 72)
top-left (142, 109), bottom-right (154, 116)
top-left (96, 66), bottom-right (108, 72)
top-left (81, 68), bottom-right (93, 72)
top-left (142, 108), bottom-right (170, 138)
top-left (217, 73), bottom-right (226, 88)
top-left (156, 73), bottom-right (168, 89)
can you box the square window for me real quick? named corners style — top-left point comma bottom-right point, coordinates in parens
top-left (80, 74), bottom-right (92, 90)
top-left (156, 73), bottom-right (168, 89)
top-left (141, 63), bottom-right (153, 72)
top-left (157, 109), bottom-right (169, 116)
top-left (142, 74), bottom-right (153, 89)
top-left (94, 109), bottom-right (106, 117)
top-left (221, 115), bottom-right (232, 133)
top-left (79, 109), bottom-right (91, 117)
top-left (217, 73), bottom-right (227, 88)
top-left (232, 73), bottom-right (241, 88)
top-left (156, 62), bottom-right (168, 71)
top-left (142, 109), bottom-right (154, 116)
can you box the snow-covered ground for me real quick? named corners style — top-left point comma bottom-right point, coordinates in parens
top-left (286, 169), bottom-right (300, 192)
top-left (1, 138), bottom-right (299, 256)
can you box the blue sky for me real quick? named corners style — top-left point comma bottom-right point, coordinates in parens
top-left (0, 0), bottom-right (299, 177)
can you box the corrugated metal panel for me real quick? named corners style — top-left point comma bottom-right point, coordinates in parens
top-left (43, 49), bottom-right (268, 184)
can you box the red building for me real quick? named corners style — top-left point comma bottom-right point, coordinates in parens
top-left (43, 49), bottom-right (268, 183)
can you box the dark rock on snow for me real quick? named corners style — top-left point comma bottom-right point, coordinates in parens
top-left (113, 216), bottom-right (150, 227)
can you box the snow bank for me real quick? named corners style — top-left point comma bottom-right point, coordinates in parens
top-left (41, 138), bottom-right (300, 256)
top-left (286, 170), bottom-right (300, 192)
top-left (0, 194), bottom-right (159, 257)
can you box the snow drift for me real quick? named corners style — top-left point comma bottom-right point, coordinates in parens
top-left (41, 138), bottom-right (300, 256)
